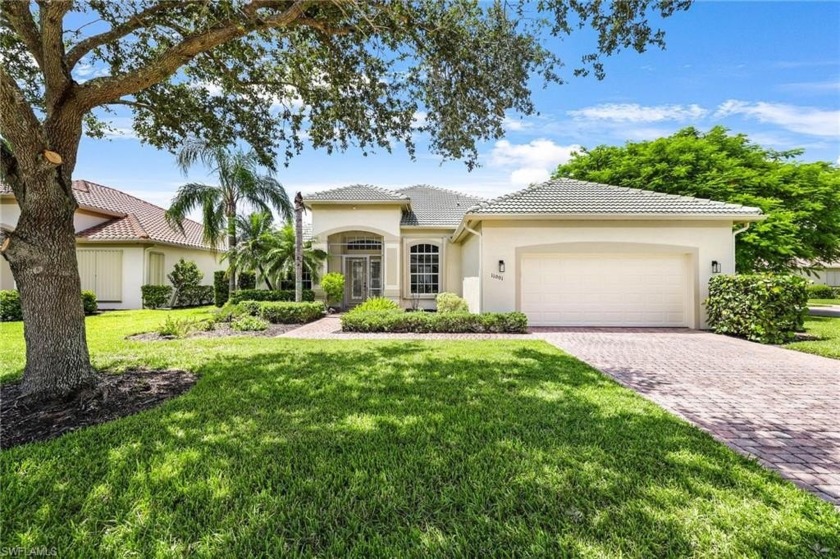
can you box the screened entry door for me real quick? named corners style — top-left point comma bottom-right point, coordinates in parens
top-left (344, 256), bottom-right (382, 307)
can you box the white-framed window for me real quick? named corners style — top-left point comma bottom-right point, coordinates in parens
top-left (409, 243), bottom-right (440, 295)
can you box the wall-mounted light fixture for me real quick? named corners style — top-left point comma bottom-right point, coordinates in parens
top-left (711, 260), bottom-right (722, 274)
top-left (498, 260), bottom-right (505, 273)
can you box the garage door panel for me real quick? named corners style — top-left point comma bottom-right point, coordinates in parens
top-left (520, 254), bottom-right (690, 327)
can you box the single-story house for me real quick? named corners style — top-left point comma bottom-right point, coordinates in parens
top-left (1, 180), bottom-right (222, 309)
top-left (804, 263), bottom-right (840, 287)
top-left (305, 179), bottom-right (764, 328)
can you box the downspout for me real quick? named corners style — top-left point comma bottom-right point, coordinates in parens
top-left (463, 222), bottom-right (482, 313)
top-left (731, 222), bottom-right (751, 275)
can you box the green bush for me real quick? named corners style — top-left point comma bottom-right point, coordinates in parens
top-left (174, 285), bottom-right (214, 307)
top-left (168, 258), bottom-right (203, 290)
top-left (238, 271), bottom-right (256, 290)
top-left (0, 290), bottom-right (22, 322)
top-left (230, 289), bottom-right (315, 304)
top-left (214, 270), bottom-right (229, 307)
top-left (258, 301), bottom-right (325, 324)
top-left (141, 285), bottom-right (174, 309)
top-left (155, 315), bottom-right (205, 338)
top-left (212, 301), bottom-right (247, 323)
top-left (341, 311), bottom-right (528, 334)
top-left (353, 297), bottom-right (400, 312)
top-left (436, 292), bottom-right (469, 313)
top-left (231, 315), bottom-right (270, 331)
top-left (321, 273), bottom-right (345, 307)
top-left (807, 284), bottom-right (836, 299)
top-left (705, 274), bottom-right (809, 344)
top-left (81, 291), bottom-right (98, 315)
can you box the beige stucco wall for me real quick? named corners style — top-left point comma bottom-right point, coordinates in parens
top-left (1, 200), bottom-right (111, 233)
top-left (474, 219), bottom-right (737, 328)
top-left (804, 267), bottom-right (840, 287)
top-left (460, 225), bottom-right (481, 313)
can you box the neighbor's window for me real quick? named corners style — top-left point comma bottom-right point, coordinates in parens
top-left (409, 243), bottom-right (439, 294)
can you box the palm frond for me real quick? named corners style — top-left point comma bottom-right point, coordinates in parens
top-left (165, 182), bottom-right (221, 235)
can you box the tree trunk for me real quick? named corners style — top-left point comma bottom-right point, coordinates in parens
top-left (227, 215), bottom-right (237, 295)
top-left (294, 192), bottom-right (304, 303)
top-left (5, 173), bottom-right (95, 399)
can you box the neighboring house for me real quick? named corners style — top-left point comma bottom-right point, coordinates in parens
top-left (804, 263), bottom-right (840, 287)
top-left (305, 179), bottom-right (763, 328)
top-left (0, 180), bottom-right (223, 309)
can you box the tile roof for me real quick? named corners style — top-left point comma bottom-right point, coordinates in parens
top-left (1, 180), bottom-right (211, 249)
top-left (396, 185), bottom-right (484, 227)
top-left (469, 178), bottom-right (764, 217)
top-left (304, 184), bottom-right (409, 202)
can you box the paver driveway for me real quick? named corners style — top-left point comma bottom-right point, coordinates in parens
top-left (533, 328), bottom-right (840, 506)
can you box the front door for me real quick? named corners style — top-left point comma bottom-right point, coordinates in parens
top-left (346, 257), bottom-right (368, 308)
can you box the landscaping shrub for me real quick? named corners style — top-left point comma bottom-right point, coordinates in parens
top-left (238, 271), bottom-right (256, 290)
top-left (239, 300), bottom-right (263, 317)
top-left (212, 302), bottom-right (248, 323)
top-left (174, 285), bottom-right (214, 307)
top-left (436, 292), bottom-right (469, 313)
top-left (231, 315), bottom-right (269, 331)
top-left (258, 301), bottom-right (324, 324)
top-left (214, 270), bottom-right (229, 307)
top-left (321, 272), bottom-right (345, 307)
top-left (155, 315), bottom-right (206, 338)
top-left (141, 285), bottom-right (174, 309)
top-left (353, 297), bottom-right (400, 312)
top-left (81, 291), bottom-right (98, 315)
top-left (0, 290), bottom-right (22, 322)
top-left (706, 274), bottom-right (809, 344)
top-left (230, 289), bottom-right (315, 304)
top-left (341, 311), bottom-right (528, 334)
top-left (807, 284), bottom-right (836, 299)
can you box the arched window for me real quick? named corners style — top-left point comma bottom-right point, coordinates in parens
top-left (409, 243), bottom-right (440, 294)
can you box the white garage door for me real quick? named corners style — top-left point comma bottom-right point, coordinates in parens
top-left (520, 253), bottom-right (691, 327)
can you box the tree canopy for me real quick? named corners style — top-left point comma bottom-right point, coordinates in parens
top-left (553, 126), bottom-right (840, 272)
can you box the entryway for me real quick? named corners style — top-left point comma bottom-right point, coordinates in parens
top-left (344, 255), bottom-right (383, 308)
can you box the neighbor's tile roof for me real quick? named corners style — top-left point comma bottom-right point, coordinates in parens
top-left (396, 185), bottom-right (484, 227)
top-left (304, 184), bottom-right (409, 202)
top-left (1, 180), bottom-right (211, 249)
top-left (469, 178), bottom-right (764, 217)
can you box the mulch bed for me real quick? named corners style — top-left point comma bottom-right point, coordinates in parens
top-left (127, 323), bottom-right (299, 341)
top-left (1, 369), bottom-right (197, 449)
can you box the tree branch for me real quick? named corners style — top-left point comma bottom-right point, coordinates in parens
top-left (65, 3), bottom-right (172, 69)
top-left (1, 1), bottom-right (45, 70)
top-left (0, 64), bottom-right (47, 183)
top-left (75, 0), bottom-right (314, 110)
top-left (37, 0), bottom-right (73, 112)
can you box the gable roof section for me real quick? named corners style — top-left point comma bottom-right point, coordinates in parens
top-left (469, 178), bottom-right (764, 218)
top-left (396, 185), bottom-right (485, 227)
top-left (1, 180), bottom-right (211, 249)
top-left (304, 184), bottom-right (409, 203)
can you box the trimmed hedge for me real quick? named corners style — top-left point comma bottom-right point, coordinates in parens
top-left (436, 292), bottom-right (469, 313)
top-left (341, 311), bottom-right (528, 334)
top-left (258, 301), bottom-right (325, 324)
top-left (81, 291), bottom-right (98, 315)
top-left (230, 289), bottom-right (315, 304)
top-left (0, 290), bottom-right (22, 322)
top-left (174, 285), bottom-right (214, 307)
top-left (238, 271), bottom-right (256, 290)
top-left (142, 285), bottom-right (173, 309)
top-left (214, 270), bottom-right (229, 307)
top-left (706, 274), bottom-right (808, 344)
top-left (807, 284), bottom-right (836, 299)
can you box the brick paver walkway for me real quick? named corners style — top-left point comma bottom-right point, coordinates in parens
top-left (533, 328), bottom-right (840, 506)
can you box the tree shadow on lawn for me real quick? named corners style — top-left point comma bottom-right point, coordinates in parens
top-left (2, 340), bottom-right (838, 558)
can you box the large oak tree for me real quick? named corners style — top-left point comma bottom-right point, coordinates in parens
top-left (0, 0), bottom-right (691, 399)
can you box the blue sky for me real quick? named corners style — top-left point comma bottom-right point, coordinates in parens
top-left (73, 1), bottom-right (840, 210)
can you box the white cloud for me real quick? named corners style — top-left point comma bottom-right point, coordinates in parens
top-left (777, 80), bottom-right (840, 94)
top-left (715, 100), bottom-right (840, 137)
top-left (568, 103), bottom-right (708, 123)
top-left (490, 139), bottom-right (581, 186)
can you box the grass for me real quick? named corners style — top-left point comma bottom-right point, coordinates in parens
top-left (789, 316), bottom-right (840, 360)
top-left (2, 309), bottom-right (839, 557)
top-left (808, 298), bottom-right (840, 307)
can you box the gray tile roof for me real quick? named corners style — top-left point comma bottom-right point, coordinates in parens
top-left (469, 178), bottom-right (763, 217)
top-left (304, 184), bottom-right (408, 202)
top-left (396, 185), bottom-right (485, 227)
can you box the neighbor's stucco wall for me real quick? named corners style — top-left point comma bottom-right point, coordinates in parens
top-left (476, 219), bottom-right (737, 328)
top-left (803, 267), bottom-right (840, 287)
top-left (1, 199), bottom-right (111, 233)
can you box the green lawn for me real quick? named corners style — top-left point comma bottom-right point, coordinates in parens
top-left (1, 309), bottom-right (838, 557)
top-left (789, 316), bottom-right (840, 360)
top-left (808, 298), bottom-right (840, 307)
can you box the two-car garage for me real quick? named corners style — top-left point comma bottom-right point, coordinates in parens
top-left (519, 253), bottom-right (693, 327)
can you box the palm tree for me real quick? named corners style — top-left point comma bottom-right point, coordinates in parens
top-left (263, 223), bottom-right (327, 288)
top-left (165, 140), bottom-right (292, 294)
top-left (223, 211), bottom-right (278, 289)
